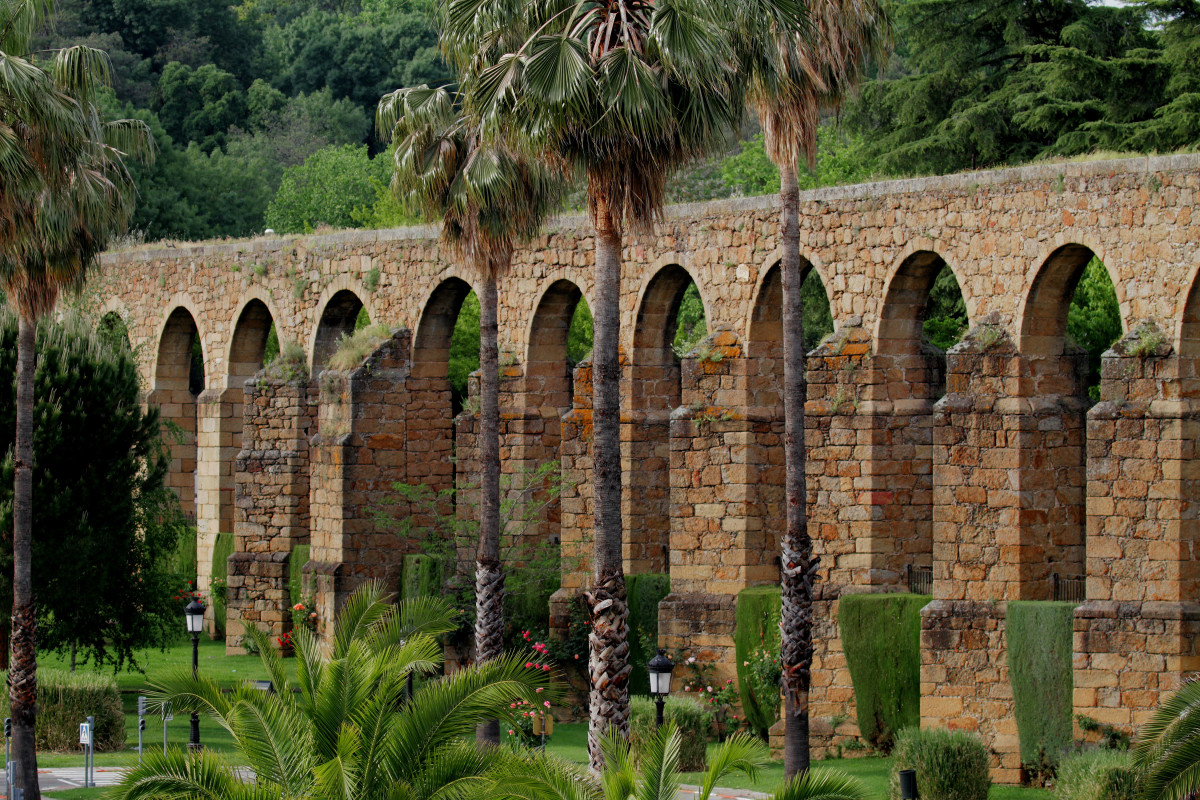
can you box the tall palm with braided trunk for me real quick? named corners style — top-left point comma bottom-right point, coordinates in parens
top-left (0, 3), bottom-right (154, 795)
top-left (377, 83), bottom-right (559, 746)
top-left (443, 0), bottom-right (803, 769)
top-left (735, 0), bottom-right (888, 776)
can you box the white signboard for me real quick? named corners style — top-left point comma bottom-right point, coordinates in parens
top-left (79, 723), bottom-right (91, 746)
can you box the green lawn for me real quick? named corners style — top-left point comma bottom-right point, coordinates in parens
top-left (35, 637), bottom-right (280, 768)
top-left (34, 643), bottom-right (1052, 800)
top-left (543, 722), bottom-right (1052, 800)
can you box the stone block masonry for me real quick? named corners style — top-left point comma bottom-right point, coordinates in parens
top-left (91, 154), bottom-right (1200, 781)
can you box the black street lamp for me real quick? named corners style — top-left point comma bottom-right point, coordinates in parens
top-left (185, 599), bottom-right (205, 752)
top-left (647, 649), bottom-right (674, 729)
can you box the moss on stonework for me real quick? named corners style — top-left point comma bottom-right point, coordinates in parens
top-left (840, 592), bottom-right (929, 751)
top-left (1008, 601), bottom-right (1075, 773)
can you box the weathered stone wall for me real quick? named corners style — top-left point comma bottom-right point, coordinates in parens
top-left (227, 374), bottom-right (317, 649)
top-left (90, 154), bottom-right (1200, 780)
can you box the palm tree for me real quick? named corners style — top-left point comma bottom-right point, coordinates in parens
top-left (734, 0), bottom-right (888, 776)
top-left (111, 585), bottom-right (554, 800)
top-left (376, 83), bottom-right (560, 746)
top-left (1133, 678), bottom-right (1200, 800)
top-left (1, 4), bottom-right (154, 795)
top-left (442, 0), bottom-right (801, 767)
top-left (483, 723), bottom-right (869, 800)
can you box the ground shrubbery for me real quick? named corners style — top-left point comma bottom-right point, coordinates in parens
top-left (1054, 749), bottom-right (1136, 800)
top-left (0, 670), bottom-right (124, 752)
top-left (889, 727), bottom-right (991, 800)
top-left (629, 695), bottom-right (709, 771)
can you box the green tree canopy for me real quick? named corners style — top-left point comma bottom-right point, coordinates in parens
top-left (265, 144), bottom-right (390, 233)
top-left (0, 312), bottom-right (184, 670)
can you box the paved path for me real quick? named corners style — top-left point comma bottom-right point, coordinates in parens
top-left (3, 769), bottom-right (770, 799)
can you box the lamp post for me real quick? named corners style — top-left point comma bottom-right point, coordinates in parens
top-left (185, 599), bottom-right (205, 752)
top-left (647, 649), bottom-right (674, 729)
top-left (899, 768), bottom-right (919, 799)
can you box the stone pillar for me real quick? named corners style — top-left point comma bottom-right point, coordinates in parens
top-left (550, 360), bottom-right (593, 637)
top-left (147, 386), bottom-right (197, 519)
top-left (308, 330), bottom-right (415, 632)
top-left (226, 375), bottom-right (316, 652)
top-left (660, 332), bottom-right (760, 682)
top-left (926, 319), bottom-right (1088, 782)
top-left (195, 388), bottom-right (241, 610)
top-left (1075, 324), bottom-right (1200, 734)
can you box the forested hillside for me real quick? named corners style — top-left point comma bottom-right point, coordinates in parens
top-left (43, 0), bottom-right (1198, 241)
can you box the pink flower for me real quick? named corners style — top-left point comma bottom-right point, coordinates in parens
top-left (525, 662), bottom-right (534, 668)
top-left (542, 665), bottom-right (551, 672)
top-left (574, 654), bottom-right (579, 660)
top-left (508, 730), bottom-right (515, 736)
top-left (687, 656), bottom-right (696, 664)
top-left (544, 701), bottom-right (551, 708)
top-left (536, 687), bottom-right (544, 693)
top-left (510, 703), bottom-right (517, 708)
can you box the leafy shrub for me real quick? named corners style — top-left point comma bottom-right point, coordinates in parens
top-left (734, 585), bottom-right (782, 738)
top-left (1054, 749), bottom-right (1136, 800)
top-left (289, 544), bottom-right (311, 608)
top-left (0, 670), bottom-right (123, 752)
top-left (1008, 601), bottom-right (1075, 774)
top-left (840, 593), bottom-right (928, 751)
top-left (889, 727), bottom-right (991, 800)
top-left (210, 532), bottom-right (235, 638)
top-left (629, 695), bottom-right (710, 771)
top-left (168, 522), bottom-right (198, 583)
top-left (400, 552), bottom-right (442, 601)
top-left (627, 573), bottom-right (670, 696)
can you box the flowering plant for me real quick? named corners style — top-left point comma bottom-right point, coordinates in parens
top-left (504, 631), bottom-right (556, 746)
top-left (678, 653), bottom-right (743, 738)
top-left (173, 581), bottom-right (202, 608)
top-left (291, 598), bottom-right (319, 634)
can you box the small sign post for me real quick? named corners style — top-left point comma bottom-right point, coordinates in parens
top-left (79, 719), bottom-right (93, 788)
top-left (137, 696), bottom-right (147, 761)
top-left (163, 701), bottom-right (172, 755)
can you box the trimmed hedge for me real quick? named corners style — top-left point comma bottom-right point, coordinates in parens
top-left (889, 727), bottom-right (991, 800)
top-left (1054, 750), bottom-right (1136, 800)
top-left (169, 523), bottom-right (197, 582)
top-left (0, 670), bottom-right (123, 752)
top-left (629, 695), bottom-right (709, 771)
top-left (210, 532), bottom-right (235, 637)
top-left (289, 543), bottom-right (311, 606)
top-left (400, 552), bottom-right (441, 601)
top-left (734, 585), bottom-right (782, 738)
top-left (840, 593), bottom-right (929, 750)
top-left (628, 573), bottom-right (670, 696)
top-left (1008, 601), bottom-right (1075, 772)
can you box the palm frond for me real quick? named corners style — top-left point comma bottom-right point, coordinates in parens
top-left (770, 768), bottom-right (870, 800)
top-left (633, 723), bottom-right (683, 800)
top-left (598, 728), bottom-right (638, 800)
top-left (331, 581), bottom-right (393, 659)
top-left (52, 44), bottom-right (111, 101)
top-left (110, 748), bottom-right (269, 800)
top-left (243, 623), bottom-right (290, 695)
top-left (698, 733), bottom-right (770, 800)
top-left (481, 750), bottom-right (601, 800)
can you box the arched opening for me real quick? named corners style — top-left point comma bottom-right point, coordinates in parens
top-left (155, 308), bottom-right (205, 519)
top-left (628, 265), bottom-right (709, 575)
top-left (527, 280), bottom-right (591, 413)
top-left (449, 291), bottom-right (481, 415)
top-left (313, 290), bottom-right (367, 370)
top-left (410, 277), bottom-right (476, 501)
top-left (1019, 246), bottom-right (1122, 598)
top-left (870, 252), bottom-right (969, 591)
top-left (229, 300), bottom-right (274, 386)
top-left (97, 311), bottom-right (132, 353)
top-left (746, 261), bottom-right (835, 411)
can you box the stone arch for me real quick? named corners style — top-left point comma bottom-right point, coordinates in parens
top-left (1019, 238), bottom-right (1122, 356)
top-left (154, 306), bottom-right (204, 519)
top-left (412, 276), bottom-right (476, 379)
top-left (312, 289), bottom-right (367, 370)
top-left (97, 309), bottom-right (132, 353)
top-left (525, 278), bottom-right (590, 411)
top-left (1178, 259), bottom-right (1200, 362)
top-left (745, 257), bottom-right (832, 408)
top-left (227, 296), bottom-right (278, 387)
top-left (875, 248), bottom-right (968, 358)
top-left (633, 263), bottom-right (707, 376)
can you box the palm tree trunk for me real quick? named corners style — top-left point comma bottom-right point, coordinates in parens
top-left (12, 313), bottom-right (41, 800)
top-left (586, 194), bottom-right (630, 771)
top-left (475, 270), bottom-right (503, 747)
top-left (778, 164), bottom-right (813, 779)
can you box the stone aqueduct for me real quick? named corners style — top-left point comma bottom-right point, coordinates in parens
top-left (93, 154), bottom-right (1200, 779)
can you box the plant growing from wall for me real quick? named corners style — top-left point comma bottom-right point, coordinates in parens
top-left (839, 593), bottom-right (928, 752)
top-left (1008, 601), bottom-right (1074, 778)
